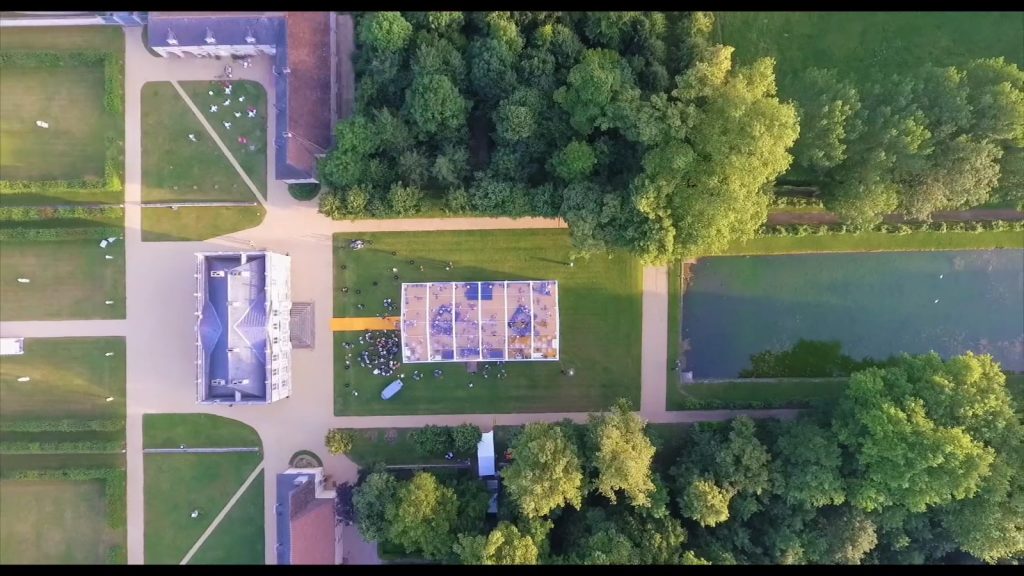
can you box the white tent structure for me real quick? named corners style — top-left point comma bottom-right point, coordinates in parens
top-left (0, 338), bottom-right (25, 356)
top-left (477, 430), bottom-right (495, 477)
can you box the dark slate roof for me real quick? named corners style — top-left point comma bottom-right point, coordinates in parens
top-left (147, 14), bottom-right (282, 49)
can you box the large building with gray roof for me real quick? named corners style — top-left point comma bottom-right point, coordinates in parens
top-left (195, 251), bottom-right (292, 404)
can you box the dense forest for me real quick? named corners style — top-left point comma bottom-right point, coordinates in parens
top-left (350, 352), bottom-right (1023, 564)
top-left (319, 12), bottom-right (1024, 263)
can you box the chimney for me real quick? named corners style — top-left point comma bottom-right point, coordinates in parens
top-left (167, 29), bottom-right (178, 46)
top-left (205, 28), bottom-right (216, 44)
top-left (245, 28), bottom-right (256, 44)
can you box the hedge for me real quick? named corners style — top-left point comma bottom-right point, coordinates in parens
top-left (0, 138), bottom-right (122, 195)
top-left (0, 226), bottom-right (122, 242)
top-left (770, 195), bottom-right (825, 209)
top-left (0, 418), bottom-right (124, 432)
top-left (0, 206), bottom-right (123, 222)
top-left (0, 440), bottom-right (124, 454)
top-left (12, 468), bottom-right (125, 528)
top-left (759, 220), bottom-right (1024, 237)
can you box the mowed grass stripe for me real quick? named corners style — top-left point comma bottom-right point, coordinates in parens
top-left (143, 414), bottom-right (262, 450)
top-left (188, 471), bottom-right (265, 565)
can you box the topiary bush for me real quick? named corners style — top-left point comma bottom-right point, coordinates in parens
top-left (288, 183), bottom-right (321, 201)
top-left (325, 429), bottom-right (355, 455)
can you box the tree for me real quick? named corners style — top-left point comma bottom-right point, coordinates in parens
top-left (358, 12), bottom-right (413, 53)
top-left (551, 140), bottom-right (597, 182)
top-left (352, 470), bottom-right (399, 542)
top-left (991, 146), bottom-right (1024, 211)
top-left (789, 68), bottom-right (861, 174)
top-left (554, 49), bottom-right (637, 135)
top-left (451, 423), bottom-right (482, 454)
top-left (404, 73), bottom-right (468, 138)
top-left (455, 521), bottom-right (540, 564)
top-left (468, 37), bottom-right (519, 104)
top-left (679, 478), bottom-right (733, 527)
top-left (804, 506), bottom-right (878, 564)
top-left (387, 472), bottom-right (459, 560)
top-left (502, 422), bottom-right (584, 518)
top-left (324, 428), bottom-right (355, 455)
top-left (771, 419), bottom-right (846, 509)
top-left (587, 399), bottom-right (656, 507)
top-left (410, 425), bottom-right (452, 456)
top-left (387, 183), bottom-right (424, 216)
top-left (832, 353), bottom-right (1003, 513)
top-left (412, 35), bottom-right (467, 88)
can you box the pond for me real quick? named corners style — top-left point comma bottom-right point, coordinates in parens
top-left (682, 250), bottom-right (1024, 378)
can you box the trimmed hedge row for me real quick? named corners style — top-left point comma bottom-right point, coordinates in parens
top-left (0, 50), bottom-right (123, 195)
top-left (0, 226), bottom-right (122, 242)
top-left (12, 468), bottom-right (125, 528)
top-left (672, 396), bottom-right (814, 410)
top-left (0, 440), bottom-right (124, 454)
top-left (760, 220), bottom-right (1024, 237)
top-left (0, 418), bottom-right (124, 432)
top-left (0, 206), bottom-right (123, 222)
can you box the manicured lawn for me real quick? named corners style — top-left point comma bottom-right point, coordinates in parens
top-left (666, 378), bottom-right (847, 411)
top-left (718, 12), bottom-right (1024, 89)
top-left (144, 452), bottom-right (262, 565)
top-left (0, 67), bottom-right (107, 181)
top-left (666, 260), bottom-right (682, 382)
top-left (143, 414), bottom-right (262, 449)
top-left (141, 81), bottom-right (259, 203)
top-left (345, 428), bottom-right (451, 468)
top-left (0, 479), bottom-right (123, 564)
top-left (0, 26), bottom-right (124, 52)
top-left (189, 471), bottom-right (265, 565)
top-left (181, 80), bottom-right (268, 198)
top-left (722, 229), bottom-right (1024, 256)
top-left (141, 205), bottom-right (264, 242)
top-left (0, 337), bottom-right (126, 420)
top-left (681, 250), bottom-right (1023, 378)
top-left (332, 229), bottom-right (642, 415)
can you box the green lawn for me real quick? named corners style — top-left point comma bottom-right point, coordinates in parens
top-left (0, 67), bottom-right (108, 181)
top-left (0, 25), bottom-right (124, 198)
top-left (189, 471), bottom-right (265, 565)
top-left (144, 452), bottom-right (262, 565)
top-left (718, 12), bottom-right (1024, 88)
top-left (333, 229), bottom-right (642, 415)
top-left (667, 378), bottom-right (848, 411)
top-left (667, 260), bottom-right (682, 383)
top-left (721, 229), bottom-right (1024, 256)
top-left (0, 479), bottom-right (123, 564)
top-left (345, 428), bottom-right (452, 468)
top-left (143, 414), bottom-right (262, 449)
top-left (141, 205), bottom-right (265, 242)
top-left (0, 337), bottom-right (126, 420)
top-left (181, 80), bottom-right (268, 198)
top-left (141, 81), bottom-right (259, 203)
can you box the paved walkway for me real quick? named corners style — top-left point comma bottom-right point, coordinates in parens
top-left (0, 26), bottom-right (796, 566)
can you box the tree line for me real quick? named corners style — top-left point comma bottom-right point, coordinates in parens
top-left (349, 352), bottom-right (1023, 564)
top-left (320, 12), bottom-right (1024, 263)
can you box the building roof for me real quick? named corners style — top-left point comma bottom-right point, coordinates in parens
top-left (147, 13), bottom-right (282, 48)
top-left (279, 12), bottom-right (333, 179)
top-left (478, 431), bottom-right (496, 477)
top-left (276, 472), bottom-right (335, 565)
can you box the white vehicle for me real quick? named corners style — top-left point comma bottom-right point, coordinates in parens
top-left (380, 379), bottom-right (404, 400)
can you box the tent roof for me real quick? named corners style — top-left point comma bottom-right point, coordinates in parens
top-left (477, 431), bottom-right (495, 477)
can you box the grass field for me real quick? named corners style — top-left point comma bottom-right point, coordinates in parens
top-left (345, 428), bottom-right (453, 468)
top-left (682, 250), bottom-right (1023, 378)
top-left (140, 205), bottom-right (264, 242)
top-left (666, 378), bottom-right (847, 411)
top-left (0, 67), bottom-right (108, 181)
top-left (667, 261), bottom-right (683, 384)
top-left (0, 235), bottom-right (126, 320)
top-left (0, 337), bottom-right (126, 419)
top-left (332, 229), bottom-right (642, 415)
top-left (0, 335), bottom-right (126, 564)
top-left (143, 414), bottom-right (262, 449)
top-left (718, 12), bottom-right (1024, 88)
top-left (181, 80), bottom-right (268, 198)
top-left (188, 471), bottom-right (265, 565)
top-left (0, 479), bottom-right (123, 564)
top-left (144, 452), bottom-right (262, 565)
top-left (722, 229), bottom-right (1024, 256)
top-left (0, 26), bottom-right (123, 185)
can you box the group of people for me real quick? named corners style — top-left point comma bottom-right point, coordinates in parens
top-left (353, 330), bottom-right (401, 377)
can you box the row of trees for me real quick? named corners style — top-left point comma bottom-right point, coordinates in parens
top-left (351, 352), bottom-right (1023, 563)
top-left (790, 58), bottom-right (1024, 225)
top-left (320, 12), bottom-right (1023, 264)
top-left (320, 12), bottom-right (800, 263)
